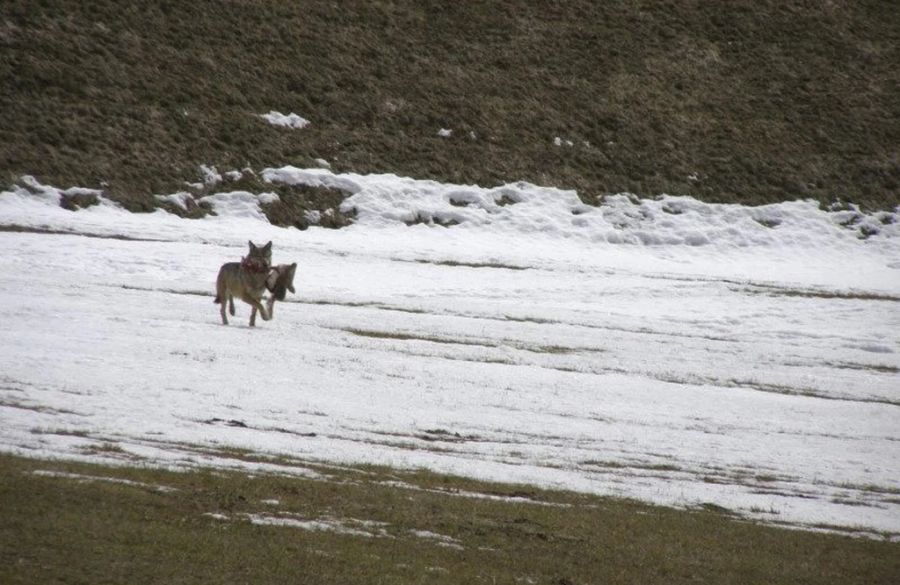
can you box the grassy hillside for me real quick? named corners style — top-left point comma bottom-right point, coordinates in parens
top-left (2, 0), bottom-right (898, 215)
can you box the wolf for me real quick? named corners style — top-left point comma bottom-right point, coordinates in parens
top-left (257, 262), bottom-right (298, 322)
top-left (214, 240), bottom-right (273, 326)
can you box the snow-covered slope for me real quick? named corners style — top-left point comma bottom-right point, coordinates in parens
top-left (1, 173), bottom-right (898, 539)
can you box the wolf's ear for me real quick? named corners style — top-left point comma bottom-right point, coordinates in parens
top-left (248, 240), bottom-right (257, 251)
top-left (262, 241), bottom-right (272, 252)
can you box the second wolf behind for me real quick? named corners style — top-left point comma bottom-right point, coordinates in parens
top-left (214, 240), bottom-right (273, 326)
top-left (255, 262), bottom-right (297, 322)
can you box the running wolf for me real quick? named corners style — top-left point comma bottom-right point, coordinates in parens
top-left (257, 262), bottom-right (297, 322)
top-left (214, 240), bottom-right (273, 326)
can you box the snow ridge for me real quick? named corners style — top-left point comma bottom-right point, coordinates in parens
top-left (260, 166), bottom-right (899, 252)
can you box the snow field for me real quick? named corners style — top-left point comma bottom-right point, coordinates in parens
top-left (0, 172), bottom-right (898, 539)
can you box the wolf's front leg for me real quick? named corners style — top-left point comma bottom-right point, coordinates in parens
top-left (245, 296), bottom-right (269, 326)
top-left (266, 296), bottom-right (276, 320)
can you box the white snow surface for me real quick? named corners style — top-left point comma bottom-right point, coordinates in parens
top-left (243, 514), bottom-right (391, 538)
top-left (1, 172), bottom-right (899, 539)
top-left (260, 111), bottom-right (311, 130)
top-left (199, 164), bottom-right (222, 186)
top-left (197, 191), bottom-right (280, 221)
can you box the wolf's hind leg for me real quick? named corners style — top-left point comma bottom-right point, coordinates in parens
top-left (229, 298), bottom-right (235, 316)
top-left (266, 296), bottom-right (276, 319)
top-left (220, 295), bottom-right (229, 325)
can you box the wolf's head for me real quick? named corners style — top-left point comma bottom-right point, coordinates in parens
top-left (270, 262), bottom-right (297, 301)
top-left (247, 240), bottom-right (272, 268)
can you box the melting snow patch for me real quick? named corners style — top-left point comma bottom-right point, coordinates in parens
top-left (8, 176), bottom-right (108, 208)
top-left (199, 165), bottom-right (222, 186)
top-left (155, 191), bottom-right (195, 211)
top-left (197, 191), bottom-right (279, 221)
top-left (375, 480), bottom-right (569, 508)
top-left (31, 470), bottom-right (177, 493)
top-left (304, 210), bottom-right (322, 225)
top-left (260, 111), bottom-right (310, 130)
top-left (410, 529), bottom-right (464, 550)
top-left (438, 128), bottom-right (452, 138)
top-left (261, 166), bottom-right (362, 195)
top-left (257, 192), bottom-right (279, 205)
top-left (243, 514), bottom-right (392, 538)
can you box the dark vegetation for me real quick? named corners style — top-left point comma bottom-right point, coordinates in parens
top-left (2, 453), bottom-right (898, 584)
top-left (2, 0), bottom-right (898, 225)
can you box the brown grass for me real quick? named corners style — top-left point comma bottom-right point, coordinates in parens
top-left (2, 0), bottom-right (898, 221)
top-left (2, 452), bottom-right (898, 584)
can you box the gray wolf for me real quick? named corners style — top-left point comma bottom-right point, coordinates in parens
top-left (214, 240), bottom-right (272, 326)
top-left (259, 262), bottom-right (297, 321)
